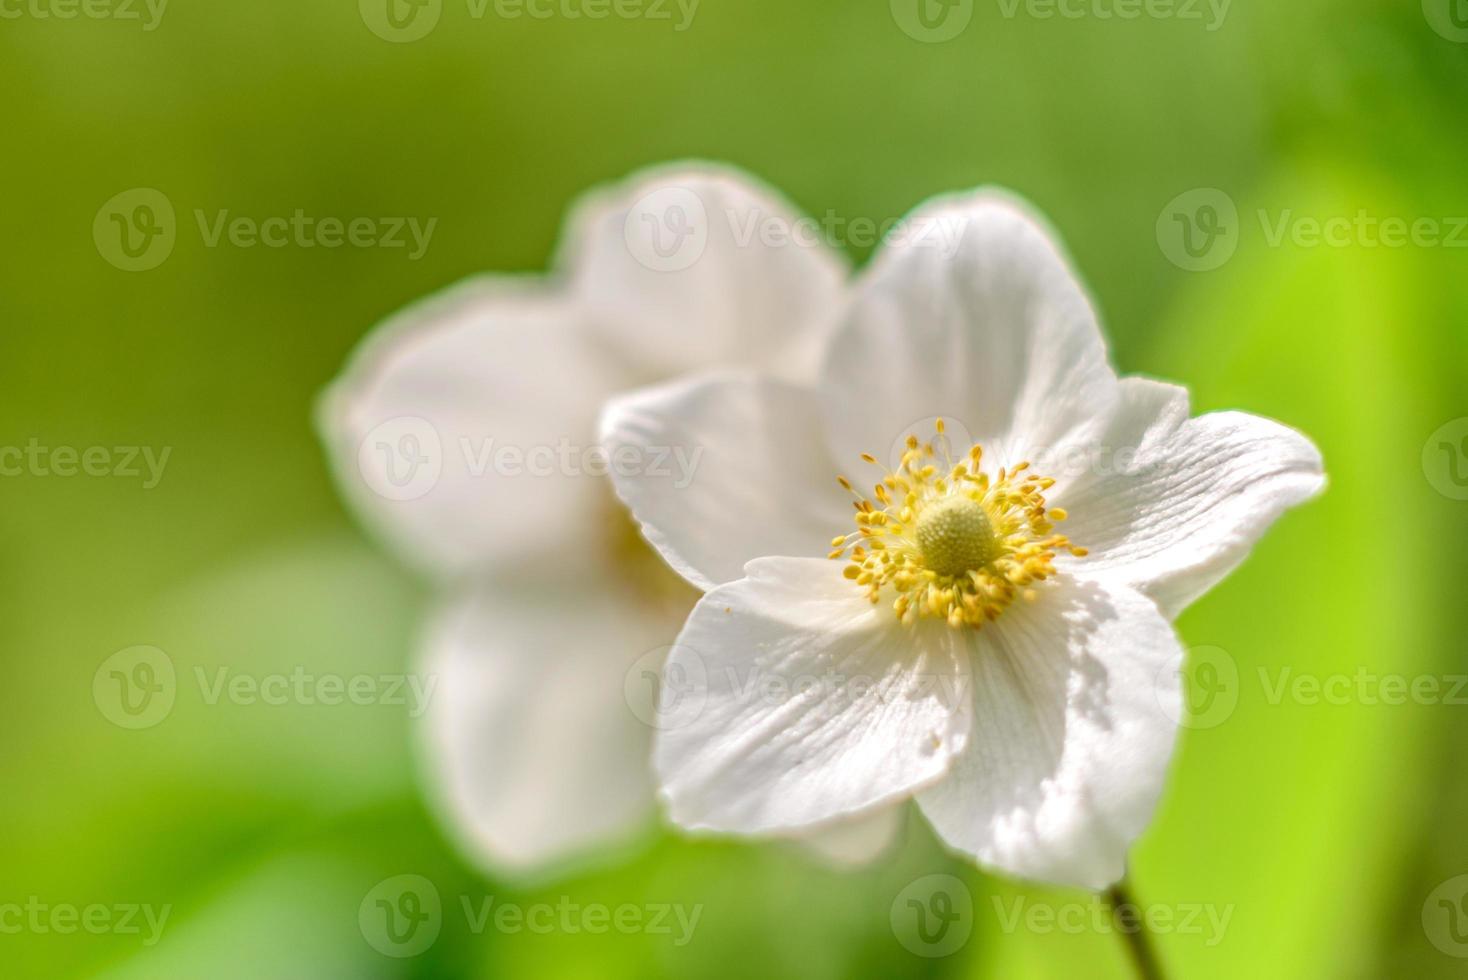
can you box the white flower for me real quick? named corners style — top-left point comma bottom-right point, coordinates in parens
top-left (600, 188), bottom-right (1326, 890)
top-left (316, 164), bottom-right (885, 875)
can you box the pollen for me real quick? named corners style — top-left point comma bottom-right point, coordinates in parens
top-left (828, 421), bottom-right (1084, 630)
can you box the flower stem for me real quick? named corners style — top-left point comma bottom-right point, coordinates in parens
top-left (1106, 879), bottom-right (1167, 980)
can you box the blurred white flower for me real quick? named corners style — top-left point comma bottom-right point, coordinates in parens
top-left (601, 189), bottom-right (1326, 890)
top-left (317, 165), bottom-right (904, 876)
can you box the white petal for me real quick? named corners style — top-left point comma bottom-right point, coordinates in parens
top-left (1055, 378), bottom-right (1326, 617)
top-left (317, 278), bottom-right (621, 580)
top-left (655, 558), bottom-right (972, 835)
top-left (820, 189), bottom-right (1117, 472)
top-left (418, 577), bottom-right (675, 875)
top-left (563, 164), bottom-right (849, 383)
top-left (916, 575), bottom-right (1182, 891)
top-left (788, 804), bottom-right (905, 868)
top-left (600, 373), bottom-right (852, 590)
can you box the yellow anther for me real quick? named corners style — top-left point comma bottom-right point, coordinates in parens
top-left (829, 422), bottom-right (1084, 631)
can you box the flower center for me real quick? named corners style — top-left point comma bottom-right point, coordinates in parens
top-left (828, 420), bottom-right (1086, 630)
top-left (913, 495), bottom-right (998, 577)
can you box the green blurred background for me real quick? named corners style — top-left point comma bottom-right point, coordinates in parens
top-left (3, 0), bottom-right (1467, 976)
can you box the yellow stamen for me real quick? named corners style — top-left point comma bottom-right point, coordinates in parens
top-left (826, 422), bottom-right (1084, 630)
